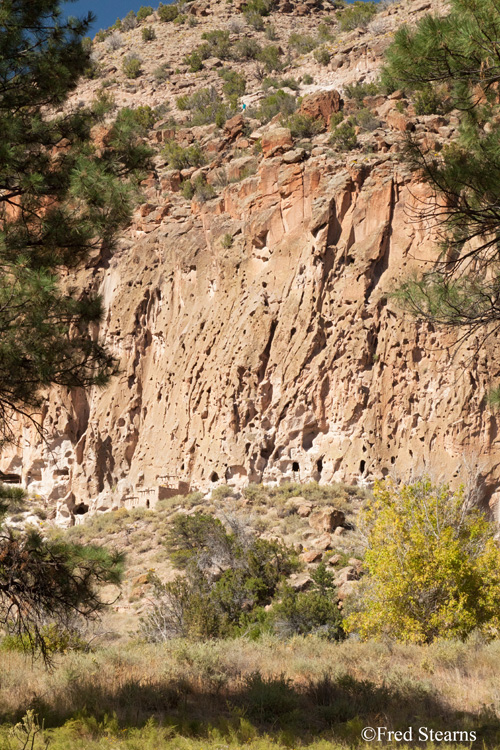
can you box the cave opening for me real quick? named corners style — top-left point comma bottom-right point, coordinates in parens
top-left (292, 461), bottom-right (300, 472)
top-left (210, 471), bottom-right (219, 482)
top-left (359, 460), bottom-right (366, 473)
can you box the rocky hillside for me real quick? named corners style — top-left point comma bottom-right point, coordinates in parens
top-left (2, 0), bottom-right (499, 524)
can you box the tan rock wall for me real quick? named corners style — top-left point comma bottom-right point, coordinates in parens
top-left (3, 154), bottom-right (499, 514)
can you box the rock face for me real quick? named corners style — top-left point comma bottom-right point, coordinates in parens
top-left (3, 150), bottom-right (499, 515)
top-left (1, 0), bottom-right (498, 519)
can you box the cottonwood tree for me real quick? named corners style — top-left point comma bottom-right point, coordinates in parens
top-left (0, 0), bottom-right (152, 656)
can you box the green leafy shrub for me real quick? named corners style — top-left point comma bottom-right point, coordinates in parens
top-left (163, 140), bottom-right (205, 170)
top-left (250, 89), bottom-right (297, 123)
top-left (1, 622), bottom-right (87, 655)
top-left (302, 73), bottom-right (314, 85)
top-left (176, 86), bottom-right (235, 126)
top-left (243, 673), bottom-right (298, 722)
top-left (218, 68), bottom-right (247, 100)
top-left (317, 21), bottom-right (334, 41)
top-left (414, 84), bottom-right (448, 115)
top-left (95, 29), bottom-right (110, 42)
top-left (221, 233), bottom-right (233, 248)
top-left (245, 10), bottom-right (264, 30)
top-left (345, 479), bottom-right (500, 643)
top-left (314, 46), bottom-right (330, 66)
top-left (329, 117), bottom-right (357, 151)
top-left (142, 26), bottom-right (156, 41)
top-left (136, 5), bottom-right (153, 22)
top-left (181, 180), bottom-right (195, 200)
top-left (184, 50), bottom-right (204, 72)
top-left (122, 54), bottom-right (142, 79)
top-left (288, 32), bottom-right (318, 54)
top-left (158, 3), bottom-right (179, 21)
top-left (339, 1), bottom-right (377, 31)
top-left (244, 0), bottom-right (274, 14)
top-left (355, 107), bottom-right (381, 131)
top-left (114, 105), bottom-right (158, 136)
top-left (192, 174), bottom-right (217, 203)
top-left (141, 512), bottom-right (298, 641)
top-left (233, 37), bottom-right (262, 60)
top-left (285, 113), bottom-right (323, 138)
top-left (273, 564), bottom-right (344, 640)
top-left (200, 29), bottom-right (232, 59)
top-left (265, 23), bottom-right (277, 40)
top-left (257, 45), bottom-right (283, 73)
top-left (262, 76), bottom-right (299, 91)
top-left (344, 80), bottom-right (380, 103)
top-left (211, 484), bottom-right (235, 500)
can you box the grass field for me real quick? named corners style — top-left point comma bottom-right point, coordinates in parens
top-left (1, 635), bottom-right (499, 749)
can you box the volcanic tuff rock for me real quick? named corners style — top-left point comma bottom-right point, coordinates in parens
top-left (2, 0), bottom-right (499, 520)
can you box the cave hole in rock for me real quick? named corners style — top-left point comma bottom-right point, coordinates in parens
top-left (292, 461), bottom-right (300, 472)
top-left (146, 499), bottom-right (150, 509)
top-left (210, 472), bottom-right (219, 482)
top-left (74, 502), bottom-right (89, 515)
top-left (359, 460), bottom-right (366, 473)
top-left (316, 458), bottom-right (323, 476)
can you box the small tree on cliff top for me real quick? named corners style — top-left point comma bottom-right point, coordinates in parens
top-left (345, 479), bottom-right (500, 643)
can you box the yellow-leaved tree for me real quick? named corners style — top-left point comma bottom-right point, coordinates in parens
top-left (345, 479), bottom-right (500, 643)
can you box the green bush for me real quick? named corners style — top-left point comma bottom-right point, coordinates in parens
top-left (265, 23), bottom-right (277, 40)
top-left (288, 32), bottom-right (318, 55)
top-left (114, 105), bottom-right (158, 136)
top-left (211, 484), bottom-right (235, 500)
top-left (339, 1), bottom-right (377, 31)
top-left (158, 3), bottom-right (179, 22)
top-left (414, 84), bottom-right (448, 115)
top-left (184, 50), bottom-right (204, 72)
top-left (200, 29), bottom-right (232, 59)
top-left (317, 22), bottom-right (334, 41)
top-left (285, 113), bottom-right (323, 138)
top-left (243, 0), bottom-right (274, 16)
top-left (163, 140), bottom-right (205, 170)
top-left (1, 622), bottom-right (87, 655)
top-left (95, 29), bottom-right (110, 42)
top-left (181, 180), bottom-right (195, 200)
top-left (122, 54), bottom-right (142, 79)
top-left (221, 233), bottom-right (233, 248)
top-left (218, 68), bottom-right (246, 100)
top-left (245, 10), bottom-right (264, 30)
top-left (355, 107), bottom-right (380, 131)
top-left (272, 564), bottom-right (344, 640)
top-left (251, 89), bottom-right (297, 123)
top-left (257, 45), bottom-right (283, 73)
top-left (302, 73), bottom-right (314, 85)
top-left (136, 5), bottom-right (153, 22)
top-left (192, 175), bottom-right (217, 203)
top-left (176, 86), bottom-right (235, 126)
top-left (154, 63), bottom-right (171, 82)
top-left (329, 118), bottom-right (357, 150)
top-left (344, 80), bottom-right (380, 104)
top-left (142, 26), bottom-right (156, 42)
top-left (140, 512), bottom-right (298, 641)
top-left (314, 46), bottom-right (330, 66)
top-left (233, 37), bottom-right (262, 60)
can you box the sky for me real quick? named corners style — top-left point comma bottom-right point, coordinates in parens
top-left (63, 0), bottom-right (374, 34)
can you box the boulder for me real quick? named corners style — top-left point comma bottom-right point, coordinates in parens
top-left (224, 113), bottom-right (245, 141)
top-left (261, 127), bottom-right (293, 157)
top-left (301, 550), bottom-right (323, 563)
top-left (309, 508), bottom-right (345, 533)
top-left (298, 89), bottom-right (342, 128)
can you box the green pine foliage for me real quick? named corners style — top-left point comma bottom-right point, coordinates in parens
top-left (383, 0), bottom-right (500, 338)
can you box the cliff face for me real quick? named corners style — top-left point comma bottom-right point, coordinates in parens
top-left (2, 0), bottom-right (499, 519)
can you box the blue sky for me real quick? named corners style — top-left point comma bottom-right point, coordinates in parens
top-left (62, 0), bottom-right (375, 34)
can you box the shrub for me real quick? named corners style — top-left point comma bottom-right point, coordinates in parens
top-left (105, 30), bottom-right (123, 50)
top-left (141, 512), bottom-right (298, 641)
top-left (317, 22), bottom-right (334, 41)
top-left (233, 37), bottom-right (262, 61)
top-left (257, 45), bottom-right (283, 73)
top-left (251, 89), bottom-right (297, 123)
top-left (211, 484), bottom-right (235, 500)
top-left (314, 46), bottom-right (330, 66)
top-left (285, 113), bottom-right (323, 138)
top-left (115, 105), bottom-right (158, 136)
top-left (245, 10), bottom-right (265, 30)
top-left (122, 54), bottom-right (142, 79)
top-left (329, 117), bottom-right (357, 150)
top-left (273, 564), bottom-right (344, 640)
top-left (414, 84), bottom-right (448, 115)
top-left (181, 180), bottom-right (195, 200)
top-left (95, 29), bottom-right (110, 42)
top-left (221, 233), bottom-right (233, 248)
top-left (158, 3), bottom-right (179, 22)
top-left (154, 63), bottom-right (171, 82)
top-left (184, 50), bottom-right (204, 72)
top-left (356, 107), bottom-right (381, 131)
top-left (218, 68), bottom-right (246, 100)
top-left (201, 29), bottom-right (232, 59)
top-left (122, 10), bottom-right (137, 30)
top-left (163, 140), bottom-right (205, 170)
top-left (192, 174), bottom-right (217, 203)
top-left (176, 86), bottom-right (235, 126)
top-left (302, 73), bottom-right (314, 85)
top-left (345, 479), bottom-right (500, 643)
top-left (142, 26), bottom-right (156, 42)
top-left (344, 80), bottom-right (380, 104)
top-left (265, 23), bottom-right (277, 40)
top-left (288, 32), bottom-right (318, 55)
top-left (136, 5), bottom-right (153, 22)
top-left (339, 1), bottom-right (377, 31)
top-left (1, 622), bottom-right (87, 655)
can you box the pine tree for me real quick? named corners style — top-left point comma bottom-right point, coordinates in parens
top-left (383, 0), bottom-right (500, 346)
top-left (0, 0), bottom-right (152, 437)
top-left (0, 0), bottom-right (153, 656)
